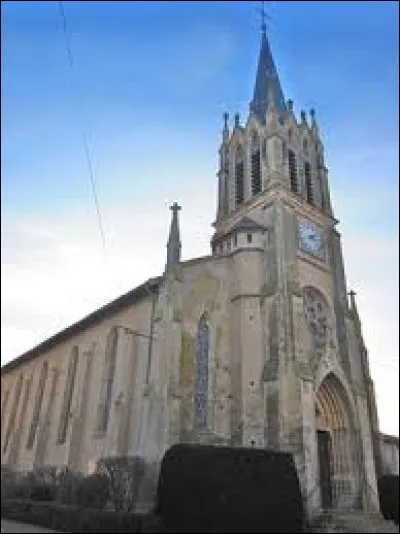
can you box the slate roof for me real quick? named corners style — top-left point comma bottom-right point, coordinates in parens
top-left (1, 254), bottom-right (215, 375)
top-left (212, 216), bottom-right (266, 243)
top-left (249, 29), bottom-right (286, 121)
top-left (1, 277), bottom-right (161, 374)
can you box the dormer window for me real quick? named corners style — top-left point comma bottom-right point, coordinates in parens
top-left (235, 147), bottom-right (244, 206)
top-left (303, 138), bottom-right (308, 153)
top-left (251, 134), bottom-right (261, 196)
top-left (288, 150), bottom-right (298, 193)
top-left (288, 128), bottom-right (292, 141)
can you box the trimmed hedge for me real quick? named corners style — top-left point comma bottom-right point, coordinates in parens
top-left (30, 483), bottom-right (54, 502)
top-left (156, 443), bottom-right (305, 533)
top-left (76, 473), bottom-right (110, 510)
top-left (378, 474), bottom-right (399, 525)
top-left (1, 499), bottom-right (163, 533)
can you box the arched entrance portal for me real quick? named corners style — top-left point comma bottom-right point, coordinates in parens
top-left (315, 373), bottom-right (362, 510)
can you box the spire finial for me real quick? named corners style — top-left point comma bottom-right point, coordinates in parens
top-left (166, 202), bottom-right (182, 272)
top-left (223, 112), bottom-right (229, 131)
top-left (260, 1), bottom-right (267, 36)
top-left (170, 202), bottom-right (181, 216)
top-left (348, 289), bottom-right (357, 310)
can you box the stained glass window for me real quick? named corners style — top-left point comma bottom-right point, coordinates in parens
top-left (57, 346), bottom-right (78, 444)
top-left (195, 314), bottom-right (210, 428)
top-left (96, 328), bottom-right (118, 434)
top-left (27, 362), bottom-right (48, 450)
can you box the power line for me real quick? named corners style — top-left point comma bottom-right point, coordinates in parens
top-left (58, 1), bottom-right (107, 251)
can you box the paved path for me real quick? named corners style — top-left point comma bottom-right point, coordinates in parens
top-left (1, 519), bottom-right (61, 533)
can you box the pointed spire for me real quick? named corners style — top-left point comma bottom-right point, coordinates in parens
top-left (166, 202), bottom-right (181, 272)
top-left (310, 108), bottom-right (320, 137)
top-left (249, 9), bottom-right (286, 122)
top-left (348, 289), bottom-right (357, 311)
top-left (222, 112), bottom-right (229, 141)
top-left (348, 289), bottom-right (361, 324)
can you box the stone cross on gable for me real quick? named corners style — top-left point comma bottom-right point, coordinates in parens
top-left (170, 202), bottom-right (181, 214)
top-left (166, 201), bottom-right (182, 272)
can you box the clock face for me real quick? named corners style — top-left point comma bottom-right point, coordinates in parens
top-left (297, 218), bottom-right (325, 258)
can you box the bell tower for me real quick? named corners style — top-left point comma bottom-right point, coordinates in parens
top-left (211, 9), bottom-right (382, 517)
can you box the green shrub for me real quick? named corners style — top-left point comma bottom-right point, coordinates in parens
top-left (55, 466), bottom-right (84, 504)
top-left (76, 473), bottom-right (110, 510)
top-left (26, 466), bottom-right (58, 486)
top-left (1, 499), bottom-right (155, 533)
top-left (30, 483), bottom-right (54, 502)
top-left (1, 468), bottom-right (27, 499)
top-left (157, 443), bottom-right (305, 533)
top-left (378, 475), bottom-right (399, 525)
top-left (96, 456), bottom-right (147, 512)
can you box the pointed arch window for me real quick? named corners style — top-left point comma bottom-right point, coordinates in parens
top-left (195, 313), bottom-right (210, 429)
top-left (288, 150), bottom-right (298, 193)
top-left (57, 346), bottom-right (79, 444)
top-left (27, 361), bottom-right (48, 450)
top-left (305, 162), bottom-right (314, 204)
top-left (235, 147), bottom-right (244, 206)
top-left (1, 389), bottom-right (10, 433)
top-left (95, 328), bottom-right (118, 434)
top-left (251, 134), bottom-right (262, 195)
top-left (3, 373), bottom-right (23, 453)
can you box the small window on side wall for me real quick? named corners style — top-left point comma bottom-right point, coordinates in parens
top-left (233, 234), bottom-right (237, 247)
top-left (247, 233), bottom-right (252, 244)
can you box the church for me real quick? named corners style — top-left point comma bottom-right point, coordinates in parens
top-left (1, 17), bottom-right (398, 519)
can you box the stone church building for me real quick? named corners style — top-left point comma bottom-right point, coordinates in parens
top-left (1, 22), bottom-right (398, 517)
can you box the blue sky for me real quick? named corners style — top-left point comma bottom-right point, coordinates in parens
top-left (1, 1), bottom-right (399, 435)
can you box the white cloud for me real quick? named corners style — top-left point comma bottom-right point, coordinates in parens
top-left (1, 182), bottom-right (215, 362)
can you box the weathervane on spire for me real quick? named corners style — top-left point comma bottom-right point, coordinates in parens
top-left (258, 1), bottom-right (270, 35)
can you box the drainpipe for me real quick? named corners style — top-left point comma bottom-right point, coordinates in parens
top-left (143, 279), bottom-right (158, 388)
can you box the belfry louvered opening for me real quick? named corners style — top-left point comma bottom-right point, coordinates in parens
top-left (305, 162), bottom-right (314, 204)
top-left (288, 150), bottom-right (298, 193)
top-left (251, 135), bottom-right (262, 195)
top-left (235, 148), bottom-right (244, 206)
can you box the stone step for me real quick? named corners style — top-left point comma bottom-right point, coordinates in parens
top-left (311, 510), bottom-right (399, 533)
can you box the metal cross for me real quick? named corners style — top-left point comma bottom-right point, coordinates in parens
top-left (258, 1), bottom-right (270, 35)
top-left (170, 202), bottom-right (182, 214)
